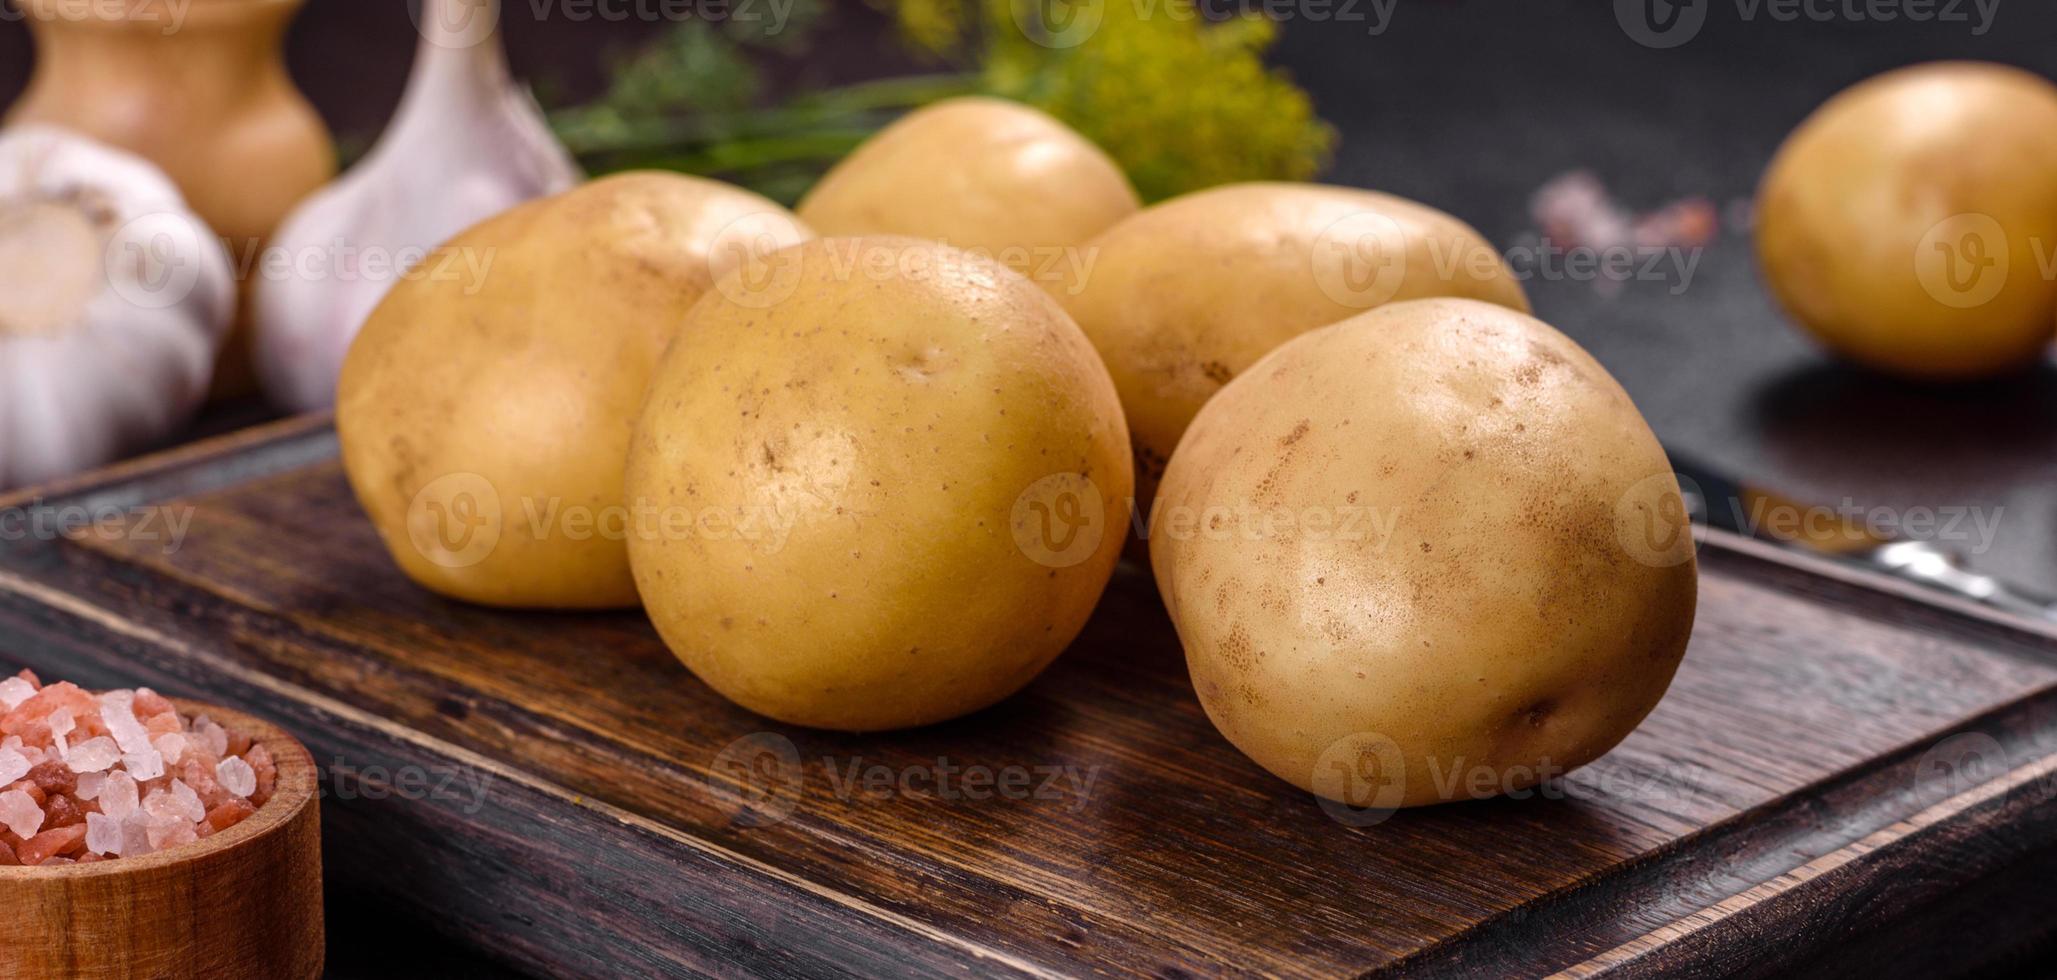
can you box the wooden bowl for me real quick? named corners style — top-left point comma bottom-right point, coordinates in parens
top-left (0, 700), bottom-right (324, 979)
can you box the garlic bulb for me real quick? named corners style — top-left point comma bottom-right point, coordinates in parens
top-left (253, 0), bottom-right (582, 413)
top-left (0, 125), bottom-right (235, 492)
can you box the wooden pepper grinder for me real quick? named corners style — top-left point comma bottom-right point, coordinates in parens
top-left (6, 0), bottom-right (337, 402)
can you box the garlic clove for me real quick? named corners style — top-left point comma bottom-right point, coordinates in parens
top-left (0, 124), bottom-right (234, 491)
top-left (253, 0), bottom-right (582, 413)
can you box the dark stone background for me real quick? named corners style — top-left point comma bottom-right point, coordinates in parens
top-left (4, 2), bottom-right (2056, 975)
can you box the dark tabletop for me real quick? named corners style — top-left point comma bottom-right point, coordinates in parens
top-left (6, 2), bottom-right (2057, 976)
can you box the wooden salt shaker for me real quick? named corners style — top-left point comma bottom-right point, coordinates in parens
top-left (0, 701), bottom-right (325, 979)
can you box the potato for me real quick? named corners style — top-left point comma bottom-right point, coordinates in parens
top-left (625, 236), bottom-right (1132, 730)
top-left (1058, 182), bottom-right (1529, 512)
top-left (338, 172), bottom-right (810, 608)
top-left (1152, 298), bottom-right (1696, 807)
top-left (796, 97), bottom-right (1138, 279)
top-left (1757, 62), bottom-right (2057, 379)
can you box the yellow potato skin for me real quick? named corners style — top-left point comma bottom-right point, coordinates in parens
top-left (796, 97), bottom-right (1139, 273)
top-left (1058, 182), bottom-right (1530, 507)
top-left (338, 172), bottom-right (810, 609)
top-left (625, 237), bottom-right (1133, 731)
top-left (1152, 298), bottom-right (1696, 807)
top-left (1757, 62), bottom-right (2057, 379)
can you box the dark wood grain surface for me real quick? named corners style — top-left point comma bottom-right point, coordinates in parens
top-left (0, 416), bottom-right (2054, 977)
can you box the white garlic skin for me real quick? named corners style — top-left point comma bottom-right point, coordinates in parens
top-left (253, 0), bottom-right (582, 413)
top-left (0, 124), bottom-right (235, 491)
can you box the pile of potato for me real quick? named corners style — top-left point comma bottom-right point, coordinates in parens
top-left (338, 96), bottom-right (1697, 808)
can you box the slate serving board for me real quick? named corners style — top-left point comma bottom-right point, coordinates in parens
top-left (1, 413), bottom-right (2054, 978)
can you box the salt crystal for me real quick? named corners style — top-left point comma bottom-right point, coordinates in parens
top-left (48, 707), bottom-right (73, 758)
top-left (123, 749), bottom-right (165, 782)
top-left (0, 672), bottom-right (266, 865)
top-left (119, 813), bottom-right (152, 857)
top-left (216, 756), bottom-right (256, 799)
top-left (0, 788), bottom-right (44, 839)
top-left (99, 690), bottom-right (154, 755)
top-left (141, 788), bottom-right (180, 822)
top-left (0, 748), bottom-right (28, 787)
top-left (99, 771), bottom-right (138, 820)
top-left (153, 733), bottom-right (187, 766)
top-left (197, 720), bottom-right (228, 759)
top-left (85, 811), bottom-right (121, 856)
top-left (63, 736), bottom-right (119, 773)
top-left (145, 812), bottom-right (197, 852)
top-left (169, 778), bottom-right (206, 823)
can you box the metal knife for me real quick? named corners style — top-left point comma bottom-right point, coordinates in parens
top-left (1664, 451), bottom-right (2057, 625)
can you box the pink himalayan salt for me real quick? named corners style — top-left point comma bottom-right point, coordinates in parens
top-left (216, 757), bottom-right (257, 799)
top-left (123, 749), bottom-right (165, 783)
top-left (100, 691), bottom-right (154, 755)
top-left (201, 799), bottom-right (255, 834)
top-left (153, 733), bottom-right (187, 766)
top-left (0, 670), bottom-right (273, 865)
top-left (15, 824), bottom-right (84, 864)
top-left (0, 748), bottom-right (27, 786)
top-left (99, 771), bottom-right (138, 820)
top-left (64, 736), bottom-right (120, 774)
top-left (0, 788), bottom-right (43, 838)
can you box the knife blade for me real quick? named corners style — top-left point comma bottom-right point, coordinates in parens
top-left (1663, 450), bottom-right (2057, 625)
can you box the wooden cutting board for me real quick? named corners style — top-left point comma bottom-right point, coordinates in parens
top-left (2, 414), bottom-right (2054, 977)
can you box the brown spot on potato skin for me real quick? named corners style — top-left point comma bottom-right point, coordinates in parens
top-left (1219, 623), bottom-right (1257, 674)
